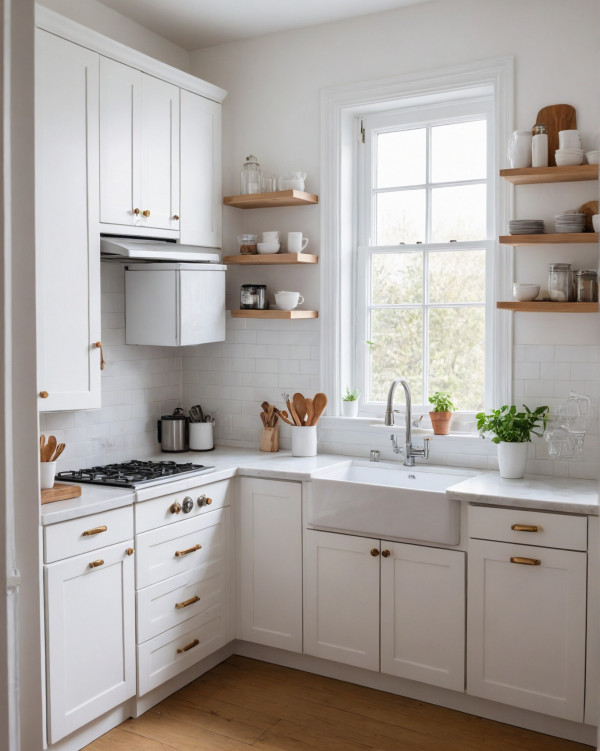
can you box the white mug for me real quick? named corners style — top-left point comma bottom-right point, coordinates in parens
top-left (275, 290), bottom-right (304, 310)
top-left (558, 130), bottom-right (582, 150)
top-left (262, 231), bottom-right (279, 242)
top-left (287, 232), bottom-right (309, 253)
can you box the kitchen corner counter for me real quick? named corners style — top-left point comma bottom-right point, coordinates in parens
top-left (448, 472), bottom-right (599, 515)
top-left (40, 484), bottom-right (135, 526)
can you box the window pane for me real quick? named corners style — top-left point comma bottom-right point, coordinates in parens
top-left (428, 249), bottom-right (485, 303)
top-left (431, 184), bottom-right (486, 242)
top-left (376, 189), bottom-right (425, 245)
top-left (431, 120), bottom-right (487, 183)
top-left (428, 307), bottom-right (485, 411)
top-left (377, 128), bottom-right (426, 188)
top-left (369, 308), bottom-right (423, 403)
top-left (372, 252), bottom-right (423, 305)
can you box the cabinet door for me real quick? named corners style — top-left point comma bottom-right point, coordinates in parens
top-left (45, 541), bottom-right (135, 743)
top-left (304, 530), bottom-right (380, 670)
top-left (380, 543), bottom-right (465, 691)
top-left (467, 539), bottom-right (586, 721)
top-left (180, 90), bottom-right (222, 247)
top-left (238, 478), bottom-right (302, 652)
top-left (35, 30), bottom-right (101, 412)
top-left (139, 73), bottom-right (180, 231)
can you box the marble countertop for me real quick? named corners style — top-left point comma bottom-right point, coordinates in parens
top-left (40, 446), bottom-right (598, 525)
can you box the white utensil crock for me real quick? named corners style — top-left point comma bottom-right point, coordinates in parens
top-left (189, 422), bottom-right (214, 451)
top-left (497, 441), bottom-right (528, 479)
top-left (40, 461), bottom-right (57, 490)
top-left (291, 426), bottom-right (317, 457)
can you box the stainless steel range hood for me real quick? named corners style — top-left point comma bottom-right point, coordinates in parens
top-left (100, 236), bottom-right (220, 263)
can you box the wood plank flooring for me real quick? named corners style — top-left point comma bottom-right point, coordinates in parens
top-left (84, 655), bottom-right (594, 751)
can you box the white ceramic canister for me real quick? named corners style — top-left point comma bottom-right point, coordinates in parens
top-left (531, 124), bottom-right (548, 168)
top-left (508, 130), bottom-right (532, 168)
top-left (291, 426), bottom-right (317, 457)
top-left (40, 461), bottom-right (57, 489)
top-left (189, 421), bottom-right (214, 451)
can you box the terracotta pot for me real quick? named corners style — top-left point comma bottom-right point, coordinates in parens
top-left (429, 411), bottom-right (452, 435)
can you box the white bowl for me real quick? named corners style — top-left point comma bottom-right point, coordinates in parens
top-left (513, 283), bottom-right (540, 302)
top-left (257, 242), bottom-right (280, 254)
top-left (593, 215), bottom-right (600, 233)
top-left (586, 151), bottom-right (599, 165)
top-left (555, 152), bottom-right (584, 167)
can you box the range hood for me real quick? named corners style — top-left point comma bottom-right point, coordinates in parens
top-left (100, 236), bottom-right (220, 263)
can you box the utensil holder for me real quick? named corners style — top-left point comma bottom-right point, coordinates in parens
top-left (291, 426), bottom-right (317, 457)
top-left (189, 422), bottom-right (214, 451)
top-left (260, 425), bottom-right (279, 452)
top-left (40, 461), bottom-right (57, 490)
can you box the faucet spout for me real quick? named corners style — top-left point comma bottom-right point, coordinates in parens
top-left (385, 377), bottom-right (429, 467)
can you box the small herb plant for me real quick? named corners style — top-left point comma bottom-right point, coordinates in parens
top-left (343, 386), bottom-right (360, 402)
top-left (428, 391), bottom-right (455, 413)
top-left (476, 404), bottom-right (549, 444)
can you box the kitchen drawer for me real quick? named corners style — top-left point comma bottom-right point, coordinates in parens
top-left (135, 478), bottom-right (232, 533)
top-left (136, 507), bottom-right (229, 588)
top-left (137, 557), bottom-right (228, 644)
top-left (44, 506), bottom-right (133, 563)
top-left (468, 505), bottom-right (587, 551)
top-left (137, 603), bottom-right (228, 696)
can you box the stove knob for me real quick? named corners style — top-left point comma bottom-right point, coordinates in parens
top-left (182, 497), bottom-right (194, 513)
top-left (169, 501), bottom-right (181, 515)
top-left (197, 494), bottom-right (213, 507)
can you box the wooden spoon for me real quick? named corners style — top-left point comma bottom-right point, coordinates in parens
top-left (274, 408), bottom-right (294, 426)
top-left (267, 404), bottom-right (275, 427)
top-left (306, 398), bottom-right (314, 426)
top-left (292, 393), bottom-right (308, 425)
top-left (284, 395), bottom-right (302, 426)
top-left (40, 434), bottom-right (45, 461)
top-left (43, 435), bottom-right (57, 462)
top-left (260, 412), bottom-right (268, 427)
top-left (51, 443), bottom-right (66, 462)
top-left (310, 393), bottom-right (328, 425)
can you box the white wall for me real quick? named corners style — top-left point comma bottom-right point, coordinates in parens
top-left (183, 0), bottom-right (600, 479)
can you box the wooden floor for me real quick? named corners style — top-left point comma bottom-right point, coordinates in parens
top-left (84, 655), bottom-right (594, 751)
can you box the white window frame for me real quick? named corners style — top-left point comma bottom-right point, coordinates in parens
top-left (319, 58), bottom-right (514, 420)
top-left (356, 99), bottom-right (494, 415)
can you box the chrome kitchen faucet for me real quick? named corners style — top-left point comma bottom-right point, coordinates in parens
top-left (384, 378), bottom-right (430, 467)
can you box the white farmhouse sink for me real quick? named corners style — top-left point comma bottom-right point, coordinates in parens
top-left (309, 462), bottom-right (471, 545)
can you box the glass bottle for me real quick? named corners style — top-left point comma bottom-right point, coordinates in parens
top-left (240, 155), bottom-right (262, 195)
top-left (548, 263), bottom-right (573, 302)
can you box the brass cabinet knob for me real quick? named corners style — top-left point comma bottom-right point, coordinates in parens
top-left (381, 549), bottom-right (391, 558)
top-left (169, 501), bottom-right (181, 514)
top-left (173, 214), bottom-right (180, 220)
top-left (126, 547), bottom-right (135, 556)
top-left (133, 208), bottom-right (140, 215)
top-left (142, 209), bottom-right (151, 217)
top-left (370, 548), bottom-right (379, 557)
top-left (39, 391), bottom-right (49, 398)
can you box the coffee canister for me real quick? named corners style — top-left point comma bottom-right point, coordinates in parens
top-left (240, 284), bottom-right (267, 309)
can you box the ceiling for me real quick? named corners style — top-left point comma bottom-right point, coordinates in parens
top-left (96, 0), bottom-right (433, 50)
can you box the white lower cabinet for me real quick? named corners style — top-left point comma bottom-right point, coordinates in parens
top-left (238, 478), bottom-right (303, 652)
top-left (467, 538), bottom-right (587, 721)
top-left (44, 536), bottom-right (135, 744)
top-left (304, 530), bottom-right (465, 689)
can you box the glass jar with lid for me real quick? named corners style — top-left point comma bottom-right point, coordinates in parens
top-left (240, 284), bottom-right (267, 309)
top-left (240, 155), bottom-right (262, 195)
top-left (575, 269), bottom-right (598, 303)
top-left (548, 263), bottom-right (573, 302)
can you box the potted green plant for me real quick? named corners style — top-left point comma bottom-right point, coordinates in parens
top-left (342, 386), bottom-right (360, 417)
top-left (428, 391), bottom-right (455, 435)
top-left (476, 404), bottom-right (549, 479)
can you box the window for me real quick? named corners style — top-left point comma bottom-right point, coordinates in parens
top-left (356, 99), bottom-right (494, 414)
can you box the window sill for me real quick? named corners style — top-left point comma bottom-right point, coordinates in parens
top-left (319, 415), bottom-right (480, 439)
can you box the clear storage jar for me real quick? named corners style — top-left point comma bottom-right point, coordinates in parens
top-left (548, 263), bottom-right (573, 302)
top-left (575, 269), bottom-right (598, 303)
top-left (240, 155), bottom-right (262, 195)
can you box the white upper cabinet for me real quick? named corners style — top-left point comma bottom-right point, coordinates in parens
top-left (180, 90), bottom-right (222, 248)
top-left (99, 58), bottom-right (180, 237)
top-left (35, 30), bottom-right (102, 411)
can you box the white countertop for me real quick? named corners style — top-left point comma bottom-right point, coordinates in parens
top-left (40, 446), bottom-right (598, 524)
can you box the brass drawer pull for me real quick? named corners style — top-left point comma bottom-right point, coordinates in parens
top-left (82, 525), bottom-right (107, 536)
top-left (381, 549), bottom-right (391, 558)
top-left (142, 209), bottom-right (151, 217)
top-left (126, 547), bottom-right (135, 556)
top-left (177, 638), bottom-right (200, 654)
top-left (175, 595), bottom-right (200, 610)
top-left (175, 544), bottom-right (201, 558)
top-left (510, 556), bottom-right (541, 566)
top-left (370, 548), bottom-right (379, 557)
top-left (88, 559), bottom-right (104, 568)
top-left (511, 524), bottom-right (540, 533)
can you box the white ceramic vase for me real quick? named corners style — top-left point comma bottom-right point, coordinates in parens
top-left (341, 400), bottom-right (359, 418)
top-left (497, 441), bottom-right (528, 479)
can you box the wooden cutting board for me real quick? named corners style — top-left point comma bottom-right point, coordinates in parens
top-left (41, 483), bottom-right (82, 505)
top-left (534, 105), bottom-right (577, 166)
top-left (578, 200), bottom-right (599, 232)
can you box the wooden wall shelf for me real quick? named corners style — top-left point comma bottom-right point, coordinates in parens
top-left (499, 233), bottom-right (598, 246)
top-left (223, 190), bottom-right (318, 209)
top-left (497, 301), bottom-right (599, 313)
top-left (223, 253), bottom-right (318, 265)
top-left (500, 165), bottom-right (598, 185)
top-left (230, 309), bottom-right (318, 319)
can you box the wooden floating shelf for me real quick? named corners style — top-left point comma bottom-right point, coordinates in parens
top-left (497, 301), bottom-right (599, 313)
top-left (223, 253), bottom-right (318, 265)
top-left (500, 164), bottom-right (598, 185)
top-left (223, 189), bottom-right (319, 209)
top-left (230, 309), bottom-right (318, 319)
top-left (499, 233), bottom-right (598, 246)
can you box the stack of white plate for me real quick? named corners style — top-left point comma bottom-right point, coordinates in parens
top-left (554, 213), bottom-right (585, 233)
top-left (508, 219), bottom-right (545, 235)
top-left (555, 149), bottom-right (584, 166)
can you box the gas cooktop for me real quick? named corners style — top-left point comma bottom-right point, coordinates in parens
top-left (56, 460), bottom-right (215, 489)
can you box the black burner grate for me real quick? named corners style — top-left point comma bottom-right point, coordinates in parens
top-left (56, 460), bottom-right (212, 488)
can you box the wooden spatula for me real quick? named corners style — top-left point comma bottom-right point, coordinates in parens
top-left (306, 398), bottom-right (314, 426)
top-left (310, 393), bottom-right (328, 425)
top-left (43, 435), bottom-right (57, 462)
top-left (292, 393), bottom-right (308, 425)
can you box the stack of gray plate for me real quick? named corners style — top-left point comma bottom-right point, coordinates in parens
top-left (508, 219), bottom-right (545, 235)
top-left (554, 213), bottom-right (585, 233)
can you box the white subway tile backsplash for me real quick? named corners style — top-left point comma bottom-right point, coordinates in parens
top-left (514, 362), bottom-right (540, 380)
top-left (524, 345), bottom-right (555, 362)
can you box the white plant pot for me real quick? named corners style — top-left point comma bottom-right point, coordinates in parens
top-left (341, 400), bottom-right (359, 418)
top-left (497, 441), bottom-right (528, 479)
